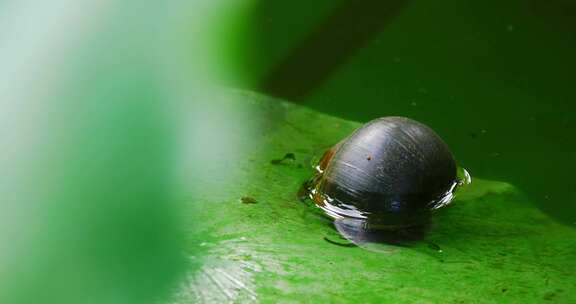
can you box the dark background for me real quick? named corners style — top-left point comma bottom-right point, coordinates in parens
top-left (226, 0), bottom-right (576, 224)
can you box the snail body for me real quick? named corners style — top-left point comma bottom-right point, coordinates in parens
top-left (305, 117), bottom-right (466, 244)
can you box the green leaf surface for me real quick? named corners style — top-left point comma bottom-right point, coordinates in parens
top-left (173, 90), bottom-right (576, 303)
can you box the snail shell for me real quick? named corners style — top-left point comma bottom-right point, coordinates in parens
top-left (308, 117), bottom-right (459, 232)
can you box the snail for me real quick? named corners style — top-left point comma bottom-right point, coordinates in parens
top-left (302, 117), bottom-right (470, 246)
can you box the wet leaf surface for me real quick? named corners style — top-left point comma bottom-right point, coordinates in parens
top-left (172, 90), bottom-right (576, 303)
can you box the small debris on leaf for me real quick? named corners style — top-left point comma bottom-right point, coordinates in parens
top-left (271, 153), bottom-right (296, 165)
top-left (240, 196), bottom-right (258, 204)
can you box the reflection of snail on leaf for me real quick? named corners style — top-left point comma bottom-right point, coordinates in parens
top-left (301, 117), bottom-right (471, 249)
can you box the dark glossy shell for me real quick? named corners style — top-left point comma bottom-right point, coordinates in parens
top-left (311, 117), bottom-right (457, 229)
